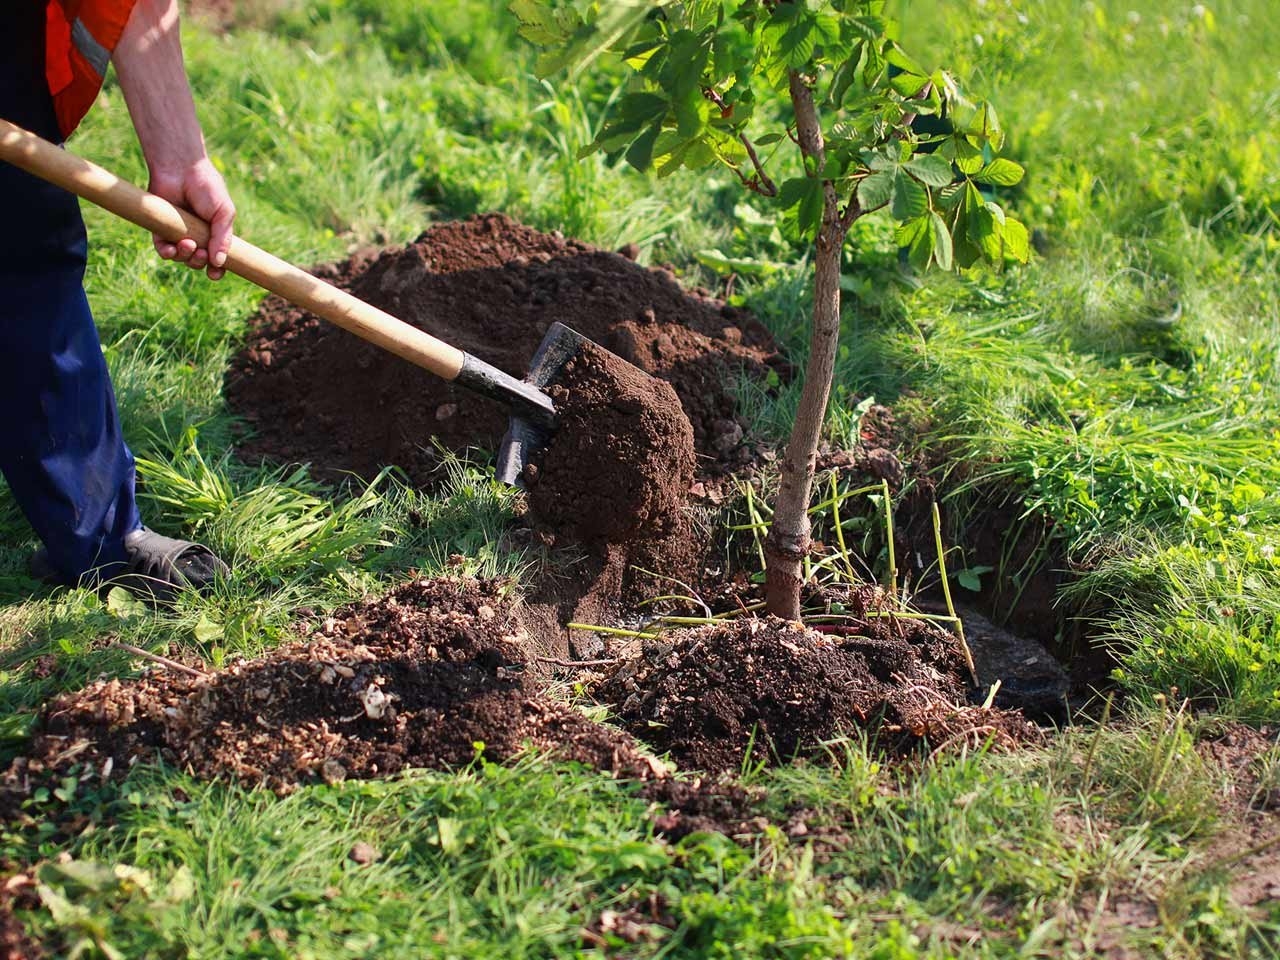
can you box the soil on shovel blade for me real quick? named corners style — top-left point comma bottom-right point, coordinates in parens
top-left (524, 340), bottom-right (695, 548)
top-left (224, 214), bottom-right (781, 487)
top-left (596, 605), bottom-right (1041, 773)
top-left (6, 579), bottom-right (655, 795)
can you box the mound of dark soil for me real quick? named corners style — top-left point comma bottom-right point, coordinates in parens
top-left (10, 579), bottom-right (653, 794)
top-left (525, 340), bottom-right (694, 547)
top-left (597, 608), bottom-right (1039, 772)
top-left (225, 214), bottom-right (781, 487)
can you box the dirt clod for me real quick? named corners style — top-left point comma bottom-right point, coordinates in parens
top-left (526, 341), bottom-right (694, 547)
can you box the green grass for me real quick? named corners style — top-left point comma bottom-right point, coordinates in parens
top-left (6, 722), bottom-right (1275, 959)
top-left (1, 0), bottom-right (1279, 954)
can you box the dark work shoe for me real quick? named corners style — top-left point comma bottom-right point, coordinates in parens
top-left (117, 528), bottom-right (229, 603)
top-left (27, 531), bottom-right (228, 602)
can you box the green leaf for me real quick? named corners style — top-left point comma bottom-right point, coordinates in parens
top-left (956, 565), bottom-right (994, 591)
top-left (904, 154), bottom-right (954, 187)
top-left (437, 817), bottom-right (466, 856)
top-left (194, 614), bottom-right (224, 645)
top-left (974, 157), bottom-right (1025, 186)
top-left (1003, 216), bottom-right (1031, 263)
top-left (163, 865), bottom-right (195, 905)
top-left (884, 42), bottom-right (926, 78)
top-left (891, 169), bottom-right (928, 219)
top-left (753, 132), bottom-right (784, 146)
top-left (929, 210), bottom-right (953, 270)
top-left (509, 0), bottom-right (577, 46)
top-left (105, 586), bottom-right (147, 619)
top-left (895, 214), bottom-right (933, 270)
top-left (695, 249), bottom-right (786, 277)
top-left (624, 121), bottom-right (663, 171)
top-left (858, 169), bottom-right (894, 209)
top-left (847, 15), bottom-right (886, 43)
top-left (969, 101), bottom-right (1005, 150)
top-left (778, 176), bottom-right (824, 240)
top-left (954, 148), bottom-right (984, 175)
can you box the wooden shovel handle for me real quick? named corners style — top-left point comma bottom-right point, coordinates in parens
top-left (0, 118), bottom-right (465, 381)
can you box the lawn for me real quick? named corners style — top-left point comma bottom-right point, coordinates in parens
top-left (0, 0), bottom-right (1277, 956)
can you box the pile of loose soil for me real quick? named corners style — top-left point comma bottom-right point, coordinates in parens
top-left (225, 214), bottom-right (781, 487)
top-left (596, 609), bottom-right (1040, 773)
top-left (525, 340), bottom-right (694, 547)
top-left (7, 579), bottom-right (655, 794)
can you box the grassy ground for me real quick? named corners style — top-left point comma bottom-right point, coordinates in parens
top-left (1, 0), bottom-right (1278, 955)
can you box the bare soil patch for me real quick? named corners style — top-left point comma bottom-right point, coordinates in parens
top-left (8, 579), bottom-right (654, 795)
top-left (596, 603), bottom-right (1040, 773)
top-left (224, 214), bottom-right (781, 488)
top-left (5, 575), bottom-right (1036, 804)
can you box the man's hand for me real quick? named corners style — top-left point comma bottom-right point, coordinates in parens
top-left (148, 159), bottom-right (235, 280)
top-left (113, 0), bottom-right (235, 281)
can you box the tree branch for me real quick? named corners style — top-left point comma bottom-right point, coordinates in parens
top-left (738, 134), bottom-right (777, 196)
top-left (703, 86), bottom-right (778, 197)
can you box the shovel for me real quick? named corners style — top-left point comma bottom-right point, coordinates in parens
top-left (0, 117), bottom-right (594, 486)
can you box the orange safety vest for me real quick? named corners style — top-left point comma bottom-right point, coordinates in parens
top-left (44, 0), bottom-right (138, 138)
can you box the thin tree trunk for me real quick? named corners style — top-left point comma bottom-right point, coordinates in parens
top-left (764, 73), bottom-right (846, 620)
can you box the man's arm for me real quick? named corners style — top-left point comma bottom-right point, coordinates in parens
top-left (112, 0), bottom-right (234, 280)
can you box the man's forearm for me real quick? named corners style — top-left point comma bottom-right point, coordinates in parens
top-left (112, 0), bottom-right (206, 174)
top-left (110, 0), bottom-right (235, 277)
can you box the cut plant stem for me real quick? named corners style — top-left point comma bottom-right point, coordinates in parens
top-left (743, 480), bottom-right (769, 573)
top-left (829, 471), bottom-right (858, 584)
top-left (566, 623), bottom-right (659, 639)
top-left (932, 501), bottom-right (978, 686)
top-left (881, 479), bottom-right (898, 602)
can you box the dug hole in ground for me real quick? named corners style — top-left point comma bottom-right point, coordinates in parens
top-left (8, 214), bottom-right (1066, 834)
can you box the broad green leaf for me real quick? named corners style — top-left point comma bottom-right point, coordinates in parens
top-left (858, 169), bottom-right (894, 209)
top-left (896, 214), bottom-right (934, 271)
top-left (1003, 216), bottom-right (1031, 263)
top-left (955, 148), bottom-right (984, 175)
top-left (753, 132), bottom-right (785, 146)
top-left (695, 249), bottom-right (786, 277)
top-left (625, 120), bottom-right (663, 171)
top-left (106, 586), bottom-right (147, 619)
top-left (929, 210), bottom-right (953, 270)
top-left (974, 157), bottom-right (1025, 186)
top-left (884, 42), bottom-right (926, 78)
top-left (592, 91), bottom-right (667, 153)
top-left (891, 168), bottom-right (928, 219)
top-left (163, 865), bottom-right (195, 904)
top-left (194, 613), bottom-right (224, 644)
top-left (846, 15), bottom-right (886, 43)
top-left (672, 80), bottom-right (711, 138)
top-left (904, 153), bottom-right (954, 187)
top-left (796, 180), bottom-right (825, 239)
top-left (437, 817), bottom-right (466, 855)
top-left (509, 0), bottom-right (577, 46)
top-left (969, 100), bottom-right (1005, 150)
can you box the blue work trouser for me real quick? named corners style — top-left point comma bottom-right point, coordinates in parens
top-left (1, 5), bottom-right (142, 581)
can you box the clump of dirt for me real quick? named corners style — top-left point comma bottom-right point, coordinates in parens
top-left (8, 579), bottom-right (656, 794)
top-left (597, 610), bottom-right (1040, 773)
top-left (224, 214), bottom-right (781, 487)
top-left (525, 340), bottom-right (694, 547)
